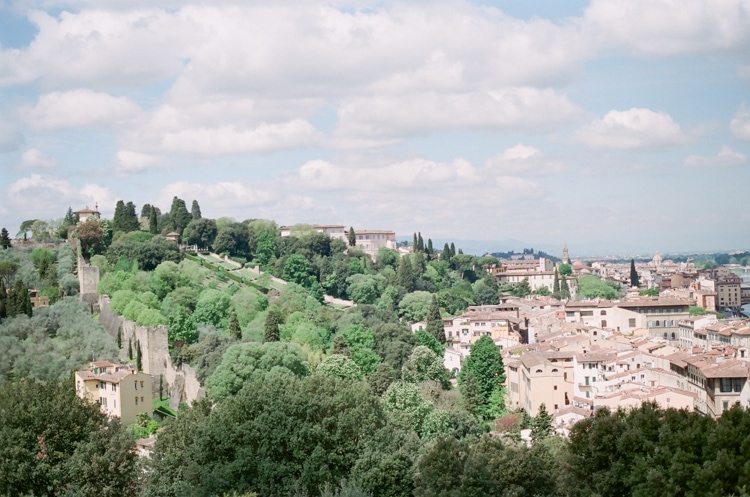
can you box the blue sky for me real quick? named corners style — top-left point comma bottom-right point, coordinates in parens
top-left (0, 0), bottom-right (749, 256)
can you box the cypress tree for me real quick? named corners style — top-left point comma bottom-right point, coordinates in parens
top-left (450, 242), bottom-right (456, 258)
top-left (0, 279), bottom-right (6, 318)
top-left (117, 327), bottom-right (122, 349)
top-left (413, 232), bottom-right (418, 249)
top-left (263, 309), bottom-right (280, 342)
top-left (442, 243), bottom-right (451, 262)
top-left (348, 227), bottom-right (356, 247)
top-left (141, 203), bottom-right (152, 218)
top-left (149, 206), bottom-right (158, 234)
top-left (191, 200), bottom-right (202, 220)
top-left (124, 201), bottom-right (139, 231)
top-left (425, 295), bottom-right (446, 344)
top-left (427, 238), bottom-right (433, 254)
top-left (0, 228), bottom-right (10, 249)
top-left (417, 232), bottom-right (424, 252)
top-left (128, 339), bottom-right (133, 360)
top-left (397, 256), bottom-right (415, 292)
top-left (531, 403), bottom-right (553, 443)
top-left (630, 259), bottom-right (640, 288)
top-left (136, 340), bottom-right (142, 371)
top-left (168, 196), bottom-right (192, 236)
top-left (112, 200), bottom-right (126, 232)
top-left (159, 374), bottom-right (164, 401)
top-left (228, 311), bottom-right (241, 340)
top-left (560, 275), bottom-right (571, 299)
top-left (552, 269), bottom-right (560, 298)
top-left (461, 370), bottom-right (485, 417)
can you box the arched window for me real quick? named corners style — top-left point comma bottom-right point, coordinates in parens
top-left (535, 369), bottom-right (543, 373)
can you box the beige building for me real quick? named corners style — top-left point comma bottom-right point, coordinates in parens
top-left (279, 224), bottom-right (396, 259)
top-left (74, 205), bottom-right (101, 223)
top-left (505, 350), bottom-right (576, 416)
top-left (75, 361), bottom-right (152, 426)
top-left (716, 275), bottom-right (742, 310)
top-left (444, 304), bottom-right (523, 358)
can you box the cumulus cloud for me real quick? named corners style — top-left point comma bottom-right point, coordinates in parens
top-left (684, 146), bottom-right (747, 167)
top-left (154, 119), bottom-right (319, 156)
top-left (156, 181), bottom-right (280, 213)
top-left (115, 150), bottom-right (164, 174)
top-left (20, 148), bottom-right (57, 169)
top-left (731, 104), bottom-right (750, 141)
top-left (335, 88), bottom-right (581, 141)
top-left (584, 0), bottom-right (750, 55)
top-left (23, 89), bottom-right (141, 130)
top-left (2, 174), bottom-right (114, 222)
top-left (484, 144), bottom-right (567, 176)
top-left (574, 108), bottom-right (685, 149)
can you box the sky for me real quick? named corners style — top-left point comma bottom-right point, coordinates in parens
top-left (0, 0), bottom-right (749, 256)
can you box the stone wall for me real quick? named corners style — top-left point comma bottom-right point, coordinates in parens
top-left (98, 294), bottom-right (205, 407)
top-left (76, 241), bottom-right (100, 307)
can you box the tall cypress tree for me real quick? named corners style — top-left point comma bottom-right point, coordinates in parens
top-left (124, 201), bottom-right (139, 232)
top-left (0, 228), bottom-right (11, 249)
top-left (552, 269), bottom-right (560, 298)
top-left (136, 340), bottom-right (142, 371)
top-left (348, 227), bottom-right (356, 247)
top-left (112, 200), bottom-right (126, 232)
top-left (128, 339), bottom-right (133, 360)
top-left (169, 196), bottom-right (192, 236)
top-left (417, 232), bottom-right (424, 252)
top-left (149, 206), bottom-right (158, 235)
top-left (397, 256), bottom-right (415, 292)
top-left (442, 243), bottom-right (451, 263)
top-left (263, 309), bottom-right (280, 342)
top-left (228, 311), bottom-right (241, 340)
top-left (560, 275), bottom-right (571, 299)
top-left (426, 295), bottom-right (446, 344)
top-left (531, 403), bottom-right (553, 443)
top-left (191, 200), bottom-right (202, 220)
top-left (427, 238), bottom-right (433, 254)
top-left (413, 232), bottom-right (418, 249)
top-left (630, 259), bottom-right (640, 288)
top-left (450, 242), bottom-right (456, 258)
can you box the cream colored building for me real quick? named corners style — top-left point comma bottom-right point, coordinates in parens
top-left (444, 304), bottom-right (523, 358)
top-left (505, 350), bottom-right (576, 416)
top-left (75, 360), bottom-right (152, 426)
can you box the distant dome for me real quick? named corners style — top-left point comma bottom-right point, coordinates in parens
top-left (572, 260), bottom-right (586, 271)
top-left (652, 251), bottom-right (663, 266)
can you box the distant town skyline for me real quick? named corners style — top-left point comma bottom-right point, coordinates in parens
top-left (0, 0), bottom-right (748, 254)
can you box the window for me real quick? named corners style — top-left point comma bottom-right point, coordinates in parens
top-left (585, 376), bottom-right (589, 385)
top-left (600, 310), bottom-right (607, 316)
top-left (720, 378), bottom-right (733, 393)
top-left (141, 396), bottom-right (144, 404)
top-left (140, 381), bottom-right (144, 389)
top-left (581, 311), bottom-right (594, 317)
top-left (554, 385), bottom-right (558, 390)
top-left (734, 378), bottom-right (743, 393)
top-left (111, 383), bottom-right (117, 392)
top-left (134, 381), bottom-right (138, 390)
top-left (135, 397), bottom-right (138, 405)
top-left (723, 401), bottom-right (729, 410)
top-left (629, 318), bottom-right (636, 327)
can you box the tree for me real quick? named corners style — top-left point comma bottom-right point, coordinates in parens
top-left (425, 294), bottom-right (445, 344)
top-left (0, 261), bottom-right (19, 287)
top-left (531, 403), bottom-right (553, 443)
top-left (415, 329), bottom-right (444, 357)
top-left (228, 311), bottom-right (241, 340)
top-left (76, 219), bottom-right (104, 258)
top-left (401, 346), bottom-right (450, 388)
top-left (413, 232), bottom-right (418, 249)
top-left (348, 227), bottom-right (356, 247)
top-left (630, 259), bottom-right (640, 288)
top-left (128, 339), bottom-right (133, 360)
top-left (148, 206), bottom-right (158, 234)
top-left (398, 291), bottom-right (433, 322)
top-left (442, 243), bottom-right (451, 263)
top-left (316, 354), bottom-right (363, 381)
top-left (264, 309), bottom-right (281, 342)
top-left (0, 379), bottom-right (139, 497)
top-left (191, 199), bottom-right (202, 220)
top-left (168, 196), bottom-right (192, 236)
top-left (559, 275), bottom-right (571, 299)
top-left (0, 228), bottom-right (11, 249)
top-left (183, 218), bottom-right (218, 248)
top-left (640, 288), bottom-right (659, 297)
top-left (204, 341), bottom-right (310, 401)
top-left (558, 263), bottom-right (572, 276)
top-left (417, 232), bottom-right (424, 252)
top-left (282, 254), bottom-right (318, 289)
top-left (577, 275), bottom-right (619, 299)
top-left (136, 340), bottom-right (142, 370)
top-left (458, 336), bottom-right (505, 406)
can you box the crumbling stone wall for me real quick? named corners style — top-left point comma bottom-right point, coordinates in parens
top-left (98, 294), bottom-right (205, 406)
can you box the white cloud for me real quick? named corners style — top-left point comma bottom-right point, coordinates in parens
top-left (684, 146), bottom-right (747, 167)
top-left (484, 144), bottom-right (567, 176)
top-left (2, 174), bottom-right (114, 222)
top-left (574, 108), bottom-right (685, 149)
top-left (0, 9), bottom-right (189, 88)
top-left (156, 181), bottom-right (280, 213)
top-left (154, 119), bottom-right (319, 156)
top-left (20, 148), bottom-right (57, 169)
top-left (23, 89), bottom-right (141, 130)
top-left (335, 88), bottom-right (581, 141)
top-left (584, 0), bottom-right (750, 55)
top-left (730, 104), bottom-right (750, 141)
top-left (115, 150), bottom-right (164, 174)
